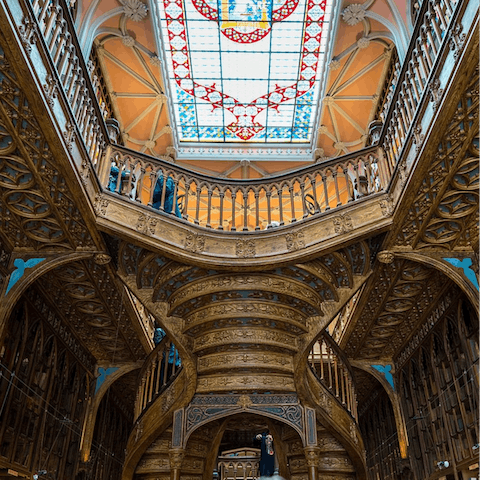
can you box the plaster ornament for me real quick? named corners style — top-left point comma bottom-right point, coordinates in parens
top-left (121, 35), bottom-right (136, 47)
top-left (329, 59), bottom-right (341, 70)
top-left (150, 55), bottom-right (162, 67)
top-left (342, 3), bottom-right (366, 26)
top-left (322, 95), bottom-right (334, 106)
top-left (119, 0), bottom-right (148, 21)
top-left (357, 36), bottom-right (371, 49)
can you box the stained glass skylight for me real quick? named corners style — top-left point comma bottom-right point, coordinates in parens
top-left (156, 0), bottom-right (333, 143)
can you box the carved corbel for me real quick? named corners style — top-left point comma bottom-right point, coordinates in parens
top-left (169, 448), bottom-right (185, 480)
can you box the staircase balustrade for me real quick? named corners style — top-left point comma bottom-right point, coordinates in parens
top-left (134, 336), bottom-right (182, 420)
top-left (308, 332), bottom-right (358, 420)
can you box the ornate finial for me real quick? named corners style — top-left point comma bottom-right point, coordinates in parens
top-left (342, 3), bottom-right (366, 26)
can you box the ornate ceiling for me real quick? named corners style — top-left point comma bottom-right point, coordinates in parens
top-left (77, 0), bottom-right (409, 177)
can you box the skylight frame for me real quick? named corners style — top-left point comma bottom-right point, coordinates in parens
top-left (151, 0), bottom-right (338, 161)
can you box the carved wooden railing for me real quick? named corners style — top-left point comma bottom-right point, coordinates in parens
top-left (27, 0), bottom-right (108, 163)
top-left (101, 144), bottom-right (384, 231)
top-left (134, 336), bottom-right (182, 420)
top-left (308, 332), bottom-right (358, 420)
top-left (381, 0), bottom-right (462, 171)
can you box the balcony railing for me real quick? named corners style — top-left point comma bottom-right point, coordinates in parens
top-left (308, 332), bottom-right (358, 419)
top-left (102, 144), bottom-right (383, 231)
top-left (134, 336), bottom-right (182, 420)
top-left (217, 449), bottom-right (261, 480)
top-left (381, 0), bottom-right (461, 170)
top-left (28, 0), bottom-right (108, 163)
top-left (22, 0), bottom-right (466, 232)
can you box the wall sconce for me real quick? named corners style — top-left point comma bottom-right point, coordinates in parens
top-left (437, 461), bottom-right (450, 470)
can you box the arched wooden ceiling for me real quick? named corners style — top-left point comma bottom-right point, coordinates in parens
top-left (75, 0), bottom-right (410, 178)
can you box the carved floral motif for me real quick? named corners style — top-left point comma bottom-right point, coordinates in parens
top-left (119, 0), bottom-right (148, 21)
top-left (236, 239), bottom-right (256, 258)
top-left (185, 232), bottom-right (205, 253)
top-left (333, 214), bottom-right (353, 234)
top-left (341, 4), bottom-right (366, 26)
top-left (286, 231), bottom-right (306, 251)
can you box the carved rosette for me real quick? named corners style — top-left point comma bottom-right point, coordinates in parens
top-left (119, 0), bottom-right (148, 21)
top-left (94, 194), bottom-right (109, 216)
top-left (94, 253), bottom-right (112, 265)
top-left (429, 78), bottom-right (444, 112)
top-left (136, 214), bottom-right (157, 235)
top-left (379, 194), bottom-right (394, 217)
top-left (286, 231), bottom-right (306, 251)
top-left (341, 3), bottom-right (366, 26)
top-left (18, 15), bottom-right (38, 55)
top-left (43, 74), bottom-right (58, 107)
top-left (333, 214), bottom-right (353, 234)
top-left (63, 122), bottom-right (76, 152)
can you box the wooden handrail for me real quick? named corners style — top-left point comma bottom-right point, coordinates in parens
top-left (134, 335), bottom-right (182, 420)
top-left (27, 0), bottom-right (110, 164)
top-left (379, 0), bottom-right (462, 172)
top-left (308, 331), bottom-right (358, 420)
top-left (102, 144), bottom-right (384, 232)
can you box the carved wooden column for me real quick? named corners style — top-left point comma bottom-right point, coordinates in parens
top-left (304, 447), bottom-right (320, 480)
top-left (169, 448), bottom-right (185, 480)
